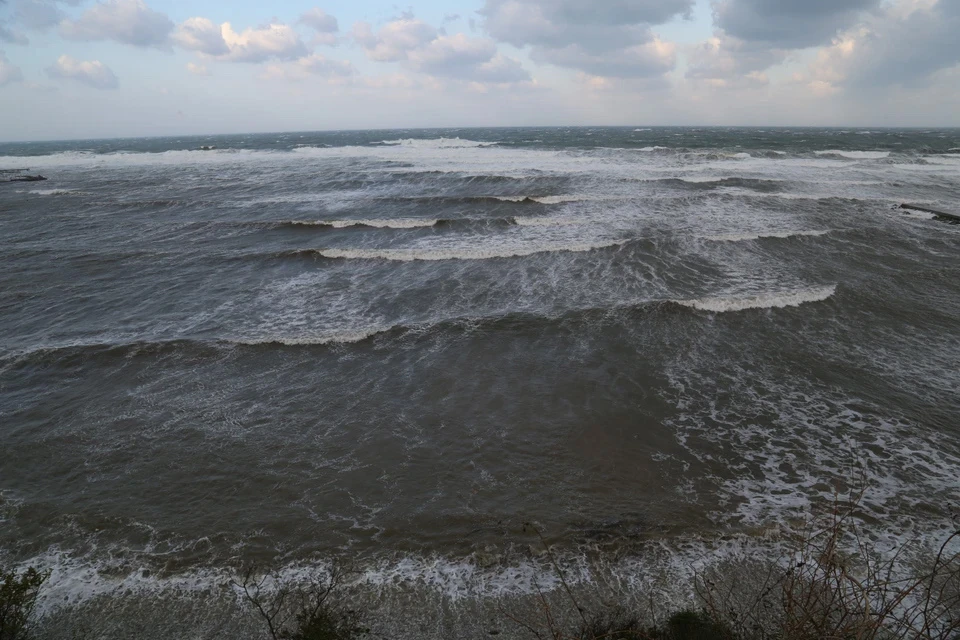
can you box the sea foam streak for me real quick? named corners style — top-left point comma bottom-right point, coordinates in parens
top-left (814, 150), bottom-right (891, 159)
top-left (318, 239), bottom-right (625, 262)
top-left (675, 285), bottom-right (837, 312)
top-left (704, 230), bottom-right (830, 242)
top-left (293, 218), bottom-right (439, 229)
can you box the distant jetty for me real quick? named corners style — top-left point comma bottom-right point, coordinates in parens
top-left (900, 203), bottom-right (960, 223)
top-left (1, 169), bottom-right (47, 183)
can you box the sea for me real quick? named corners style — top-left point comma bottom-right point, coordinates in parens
top-left (1, 127), bottom-right (959, 638)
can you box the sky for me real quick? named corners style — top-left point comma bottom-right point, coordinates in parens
top-left (0, 0), bottom-right (958, 140)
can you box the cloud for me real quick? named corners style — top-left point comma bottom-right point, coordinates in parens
top-left (479, 0), bottom-right (688, 77)
top-left (60, 0), bottom-right (173, 48)
top-left (174, 19), bottom-right (308, 63)
top-left (353, 18), bottom-right (532, 85)
top-left (172, 17), bottom-right (228, 55)
top-left (298, 8), bottom-right (338, 33)
top-left (260, 53), bottom-right (354, 81)
top-left (13, 0), bottom-right (80, 31)
top-left (533, 38), bottom-right (675, 77)
top-left (686, 33), bottom-right (785, 87)
top-left (0, 50), bottom-right (24, 86)
top-left (46, 54), bottom-right (118, 88)
top-left (0, 22), bottom-right (29, 44)
top-left (713, 0), bottom-right (879, 48)
top-left (482, 0), bottom-right (693, 50)
top-left (798, 0), bottom-right (960, 91)
top-left (352, 18), bottom-right (438, 62)
top-left (186, 62), bottom-right (209, 76)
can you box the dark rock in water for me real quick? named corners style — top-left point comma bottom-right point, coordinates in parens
top-left (900, 203), bottom-right (960, 223)
top-left (8, 175), bottom-right (47, 182)
top-left (198, 145), bottom-right (217, 151)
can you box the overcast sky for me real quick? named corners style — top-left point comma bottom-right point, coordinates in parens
top-left (0, 0), bottom-right (958, 140)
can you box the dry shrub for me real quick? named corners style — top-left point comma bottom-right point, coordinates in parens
top-left (697, 486), bottom-right (960, 640)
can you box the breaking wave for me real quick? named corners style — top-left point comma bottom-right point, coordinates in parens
top-left (814, 150), bottom-right (891, 160)
top-left (314, 239), bottom-right (626, 261)
top-left (703, 230), bottom-right (830, 242)
top-left (373, 138), bottom-right (497, 149)
top-left (673, 285), bottom-right (837, 313)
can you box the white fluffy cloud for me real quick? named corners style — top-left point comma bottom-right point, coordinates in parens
top-left (186, 62), bottom-right (209, 76)
top-left (59, 0), bottom-right (173, 48)
top-left (352, 18), bottom-right (531, 85)
top-left (352, 18), bottom-right (438, 62)
top-left (0, 50), bottom-right (24, 86)
top-left (45, 54), bottom-right (118, 89)
top-left (172, 17), bottom-right (228, 56)
top-left (261, 53), bottom-right (354, 81)
top-left (174, 19), bottom-right (308, 63)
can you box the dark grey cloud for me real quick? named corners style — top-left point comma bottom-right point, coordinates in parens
top-left (481, 0), bottom-right (691, 52)
top-left (60, 0), bottom-right (174, 48)
top-left (713, 0), bottom-right (879, 48)
top-left (46, 54), bottom-right (119, 88)
top-left (480, 0), bottom-right (688, 77)
top-left (686, 33), bottom-right (785, 85)
top-left (812, 0), bottom-right (960, 89)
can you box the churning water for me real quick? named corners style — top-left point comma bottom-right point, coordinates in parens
top-left (1, 127), bottom-right (959, 637)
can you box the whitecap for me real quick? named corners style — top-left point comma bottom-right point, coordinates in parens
top-left (814, 150), bottom-right (891, 159)
top-left (317, 239), bottom-right (626, 262)
top-left (375, 137), bottom-right (496, 149)
top-left (703, 230), bottom-right (830, 242)
top-left (323, 219), bottom-right (439, 229)
top-left (674, 285), bottom-right (837, 313)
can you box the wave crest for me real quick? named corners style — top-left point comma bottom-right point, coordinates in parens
top-left (673, 285), bottom-right (837, 313)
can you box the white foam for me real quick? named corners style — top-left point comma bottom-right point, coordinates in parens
top-left (674, 285), bottom-right (837, 313)
top-left (512, 216), bottom-right (583, 227)
top-left (318, 239), bottom-right (625, 262)
top-left (637, 146), bottom-right (669, 151)
top-left (376, 137), bottom-right (496, 149)
top-left (814, 150), bottom-right (891, 159)
top-left (703, 230), bottom-right (830, 242)
top-left (324, 218), bottom-right (439, 229)
top-left (18, 188), bottom-right (75, 196)
top-left (728, 152), bottom-right (752, 159)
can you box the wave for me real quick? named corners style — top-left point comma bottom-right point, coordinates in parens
top-left (703, 230), bottom-right (830, 242)
top-left (814, 150), bottom-right (891, 159)
top-left (2, 285), bottom-right (840, 364)
top-left (653, 177), bottom-right (783, 192)
top-left (673, 285), bottom-right (837, 313)
top-left (256, 214), bottom-right (579, 231)
top-left (373, 138), bottom-right (497, 149)
top-left (286, 218), bottom-right (441, 230)
top-left (315, 239), bottom-right (625, 262)
top-left (16, 188), bottom-right (77, 196)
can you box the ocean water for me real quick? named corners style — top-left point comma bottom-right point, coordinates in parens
top-left (1, 127), bottom-right (959, 637)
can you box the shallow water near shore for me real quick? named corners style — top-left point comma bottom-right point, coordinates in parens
top-left (1, 126), bottom-right (959, 636)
